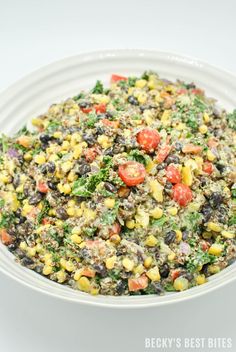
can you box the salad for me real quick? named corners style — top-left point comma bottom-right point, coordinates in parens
top-left (0, 72), bottom-right (235, 296)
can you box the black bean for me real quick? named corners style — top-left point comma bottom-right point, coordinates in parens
top-left (150, 282), bottom-right (164, 295)
top-left (34, 265), bottom-right (43, 274)
top-left (77, 163), bottom-right (91, 176)
top-left (56, 208), bottom-right (69, 220)
top-left (83, 134), bottom-right (96, 146)
top-left (79, 248), bottom-right (90, 259)
top-left (47, 162), bottom-right (56, 173)
top-left (156, 162), bottom-right (167, 171)
top-left (104, 182), bottom-right (117, 193)
top-left (104, 147), bottom-right (114, 156)
top-left (113, 144), bottom-right (125, 154)
top-left (39, 134), bottom-right (51, 144)
top-left (13, 174), bottom-right (20, 188)
top-left (79, 101), bottom-right (90, 108)
top-left (199, 176), bottom-right (208, 187)
top-left (8, 243), bottom-right (17, 252)
top-left (181, 272), bottom-right (193, 281)
top-left (28, 193), bottom-right (43, 205)
top-left (93, 264), bottom-right (107, 278)
top-left (48, 181), bottom-right (58, 190)
top-left (164, 181), bottom-right (173, 193)
top-left (165, 154), bottom-right (180, 165)
top-left (174, 142), bottom-right (183, 151)
top-left (209, 192), bottom-right (223, 208)
top-left (96, 127), bottom-right (105, 135)
top-left (216, 206), bottom-right (228, 224)
top-left (127, 95), bottom-right (139, 105)
top-left (15, 209), bottom-right (27, 224)
top-left (15, 248), bottom-right (25, 259)
top-left (216, 163), bottom-right (226, 173)
top-left (182, 230), bottom-right (189, 241)
top-left (116, 280), bottom-right (127, 295)
top-left (164, 230), bottom-right (176, 245)
top-left (21, 256), bottom-right (34, 266)
top-left (186, 83), bottom-right (196, 89)
top-left (201, 203), bottom-right (213, 222)
top-left (159, 263), bottom-right (170, 278)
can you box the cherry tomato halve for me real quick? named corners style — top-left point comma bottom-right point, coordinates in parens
top-left (166, 165), bottom-right (181, 184)
top-left (95, 103), bottom-right (106, 113)
top-left (202, 162), bottom-right (214, 175)
top-left (172, 183), bottom-right (193, 207)
top-left (111, 74), bottom-right (128, 83)
top-left (118, 161), bottom-right (146, 187)
top-left (137, 129), bottom-right (161, 153)
top-left (156, 144), bottom-right (172, 163)
top-left (37, 181), bottom-right (49, 193)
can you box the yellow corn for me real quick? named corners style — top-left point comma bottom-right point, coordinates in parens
top-left (145, 235), bottom-right (158, 247)
top-left (146, 266), bottom-right (160, 281)
top-left (196, 274), bottom-right (206, 285)
top-left (71, 234), bottom-right (82, 244)
top-left (203, 112), bottom-right (210, 123)
top-left (207, 222), bottom-right (222, 232)
top-left (221, 230), bottom-right (235, 239)
top-left (173, 277), bottom-right (189, 291)
top-left (144, 257), bottom-right (153, 268)
top-left (62, 184), bottom-right (71, 194)
top-left (57, 270), bottom-right (67, 283)
top-left (167, 207), bottom-right (178, 216)
top-left (72, 226), bottom-right (82, 235)
top-left (34, 154), bottom-right (46, 165)
top-left (175, 230), bottom-right (182, 242)
top-left (126, 219), bottom-right (135, 229)
top-left (199, 125), bottom-right (208, 134)
top-left (122, 258), bottom-right (134, 271)
top-left (104, 198), bottom-right (115, 209)
top-left (137, 92), bottom-right (147, 104)
top-left (43, 265), bottom-right (53, 276)
top-left (207, 150), bottom-right (216, 161)
top-left (182, 165), bottom-right (193, 186)
top-left (97, 135), bottom-right (112, 149)
top-left (208, 243), bottom-right (223, 256)
top-left (150, 207), bottom-right (163, 219)
top-left (67, 207), bottom-right (75, 217)
top-left (77, 277), bottom-right (91, 292)
top-left (135, 79), bottom-right (147, 88)
top-left (106, 256), bottom-right (116, 270)
top-left (133, 264), bottom-right (145, 275)
top-left (208, 265), bottom-right (221, 274)
top-left (149, 179), bottom-right (163, 202)
top-left (61, 161), bottom-right (73, 173)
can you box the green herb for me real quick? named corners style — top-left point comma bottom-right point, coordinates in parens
top-left (72, 157), bottom-right (113, 197)
top-left (111, 98), bottom-right (125, 111)
top-left (86, 112), bottom-right (98, 128)
top-left (229, 215), bottom-right (236, 226)
top-left (128, 149), bottom-right (149, 166)
top-left (14, 125), bottom-right (29, 137)
top-left (101, 202), bottom-right (119, 225)
top-left (118, 80), bottom-right (128, 89)
top-left (0, 212), bottom-right (16, 229)
top-left (13, 143), bottom-right (27, 153)
top-left (63, 223), bottom-right (72, 234)
top-left (73, 92), bottom-right (85, 101)
top-left (108, 269), bottom-right (121, 280)
top-left (164, 283), bottom-right (176, 292)
top-left (186, 249), bottom-right (216, 272)
top-left (232, 189), bottom-right (236, 198)
top-left (128, 77), bottom-right (137, 87)
top-left (186, 113), bottom-right (198, 131)
top-left (91, 80), bottom-right (104, 94)
top-left (183, 212), bottom-right (203, 232)
top-left (37, 200), bottom-right (50, 224)
top-left (46, 121), bottom-right (61, 133)
top-left (226, 110), bottom-right (236, 130)
top-left (0, 199), bottom-right (5, 208)
top-left (151, 216), bottom-right (167, 228)
top-left (83, 227), bottom-right (97, 237)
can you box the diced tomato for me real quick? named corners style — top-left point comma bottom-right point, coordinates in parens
top-left (84, 147), bottom-right (98, 162)
top-left (102, 119), bottom-right (119, 128)
top-left (136, 128), bottom-right (161, 153)
top-left (171, 269), bottom-right (181, 281)
top-left (166, 165), bottom-right (181, 184)
top-left (201, 241), bottom-right (210, 252)
top-left (191, 88), bottom-right (204, 95)
top-left (118, 161), bottom-right (146, 187)
top-left (156, 144), bottom-right (172, 163)
top-left (0, 229), bottom-right (13, 245)
top-left (128, 275), bottom-right (148, 292)
top-left (42, 218), bottom-right (51, 225)
top-left (81, 267), bottom-right (95, 278)
top-left (202, 162), bottom-right (214, 175)
top-left (81, 107), bottom-right (93, 114)
top-left (109, 222), bottom-right (121, 237)
top-left (182, 144), bottom-right (202, 154)
top-left (37, 181), bottom-right (49, 193)
top-left (172, 183), bottom-right (193, 207)
top-left (207, 137), bottom-right (219, 148)
top-left (95, 103), bottom-right (106, 114)
top-left (111, 74), bottom-right (127, 83)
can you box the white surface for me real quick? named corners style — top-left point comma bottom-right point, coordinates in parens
top-left (0, 0), bottom-right (236, 351)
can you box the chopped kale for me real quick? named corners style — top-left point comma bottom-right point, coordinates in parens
top-left (226, 110), bottom-right (236, 130)
top-left (91, 80), bottom-right (104, 94)
top-left (128, 149), bottom-right (149, 166)
top-left (186, 249), bottom-right (216, 272)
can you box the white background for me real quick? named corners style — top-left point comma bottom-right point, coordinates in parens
top-left (0, 1), bottom-right (236, 351)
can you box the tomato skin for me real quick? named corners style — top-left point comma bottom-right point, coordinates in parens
top-left (171, 269), bottom-right (181, 281)
top-left (128, 275), bottom-right (148, 292)
top-left (172, 183), bottom-right (193, 207)
top-left (202, 162), bottom-right (214, 175)
top-left (95, 103), bottom-right (106, 113)
top-left (118, 161), bottom-right (146, 187)
top-left (81, 107), bottom-right (92, 114)
top-left (136, 128), bottom-right (160, 153)
top-left (156, 145), bottom-right (172, 163)
top-left (166, 165), bottom-right (181, 184)
top-left (0, 229), bottom-right (13, 245)
top-left (37, 181), bottom-right (49, 193)
top-left (111, 74), bottom-right (127, 83)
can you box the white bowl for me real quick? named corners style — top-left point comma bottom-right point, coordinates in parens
top-left (0, 49), bottom-right (236, 308)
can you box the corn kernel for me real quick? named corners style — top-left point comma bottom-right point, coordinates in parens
top-left (83, 208), bottom-right (96, 221)
top-left (207, 149), bottom-right (216, 161)
top-left (221, 230), bottom-right (235, 239)
top-left (203, 112), bottom-right (210, 123)
top-left (75, 207), bottom-right (83, 217)
top-left (24, 152), bottom-right (32, 161)
top-left (104, 198), bottom-right (115, 209)
top-left (55, 220), bottom-right (63, 228)
top-left (71, 234), bottom-right (82, 244)
top-left (207, 222), bottom-right (222, 232)
top-left (77, 276), bottom-right (91, 292)
top-left (53, 131), bottom-right (62, 139)
top-left (135, 208), bottom-right (149, 228)
top-left (62, 140), bottom-right (70, 151)
top-left (145, 235), bottom-right (158, 247)
top-left (61, 161), bottom-right (73, 173)
top-left (175, 230), bottom-right (182, 242)
top-left (34, 154), bottom-right (46, 165)
top-left (110, 234), bottom-right (121, 245)
top-left (208, 243), bottom-right (223, 256)
top-left (137, 92), bottom-right (147, 104)
top-left (133, 264), bottom-right (145, 275)
top-left (97, 135), bottom-right (112, 149)
top-left (173, 277), bottom-right (189, 291)
top-left (43, 265), bottom-right (53, 276)
top-left (199, 125), bottom-right (208, 134)
top-left (144, 257), bottom-right (153, 268)
top-left (145, 159), bottom-right (155, 173)
top-left (149, 180), bottom-right (163, 202)
top-left (67, 207), bottom-right (75, 217)
top-left (74, 269), bottom-right (83, 281)
top-left (65, 261), bottom-right (75, 272)
top-left (27, 247), bottom-right (36, 257)
top-left (150, 207), bottom-right (163, 219)
top-left (122, 258), bottom-right (134, 271)
top-left (146, 266), bottom-right (160, 281)
top-left (106, 256), bottom-right (116, 270)
top-left (167, 207), bottom-right (178, 216)
top-left (196, 274), bottom-right (206, 285)
top-left (72, 226), bottom-right (81, 235)
top-left (68, 171), bottom-right (77, 182)
top-left (208, 265), bottom-right (221, 274)
top-left (90, 288), bottom-right (100, 295)
top-left (62, 184), bottom-right (71, 194)
top-left (135, 79), bottom-right (147, 88)
top-left (168, 251), bottom-right (176, 261)
top-left (182, 165), bottom-right (193, 186)
top-left (19, 241), bottom-right (27, 251)
top-left (57, 270), bottom-right (67, 283)
top-left (126, 219), bottom-right (135, 229)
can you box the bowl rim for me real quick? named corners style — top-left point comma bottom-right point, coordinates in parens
top-left (0, 48), bottom-right (236, 309)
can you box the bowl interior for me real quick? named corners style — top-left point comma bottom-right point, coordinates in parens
top-left (0, 49), bottom-right (235, 308)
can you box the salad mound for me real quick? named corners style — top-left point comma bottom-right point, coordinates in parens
top-left (0, 72), bottom-right (235, 296)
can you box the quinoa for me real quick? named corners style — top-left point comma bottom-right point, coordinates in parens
top-left (0, 72), bottom-right (235, 295)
